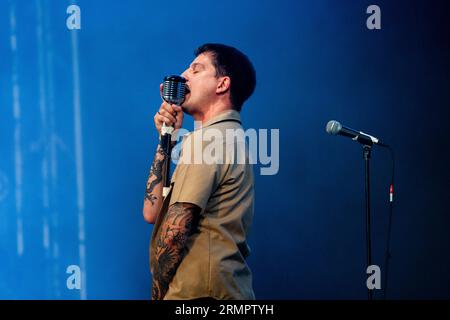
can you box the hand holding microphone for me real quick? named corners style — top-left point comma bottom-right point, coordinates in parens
top-left (154, 75), bottom-right (187, 197)
top-left (154, 85), bottom-right (184, 135)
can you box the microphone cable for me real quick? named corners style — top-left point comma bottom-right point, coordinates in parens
top-left (383, 145), bottom-right (395, 299)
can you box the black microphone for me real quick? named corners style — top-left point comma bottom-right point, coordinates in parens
top-left (326, 120), bottom-right (388, 147)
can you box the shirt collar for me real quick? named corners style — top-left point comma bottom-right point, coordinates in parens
top-left (198, 109), bottom-right (241, 129)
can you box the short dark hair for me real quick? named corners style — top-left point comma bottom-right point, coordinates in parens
top-left (194, 43), bottom-right (256, 112)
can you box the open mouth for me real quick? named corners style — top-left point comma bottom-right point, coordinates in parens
top-left (180, 85), bottom-right (190, 106)
top-left (184, 84), bottom-right (191, 95)
top-left (182, 85), bottom-right (190, 106)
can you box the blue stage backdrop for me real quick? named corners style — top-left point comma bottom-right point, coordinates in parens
top-left (0, 0), bottom-right (449, 299)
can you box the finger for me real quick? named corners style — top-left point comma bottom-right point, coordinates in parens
top-left (156, 113), bottom-right (174, 127)
top-left (159, 109), bottom-right (177, 123)
top-left (172, 105), bottom-right (183, 113)
top-left (161, 103), bottom-right (177, 118)
top-left (155, 112), bottom-right (167, 123)
top-left (174, 121), bottom-right (182, 129)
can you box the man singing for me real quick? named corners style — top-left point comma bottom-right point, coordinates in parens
top-left (142, 43), bottom-right (256, 300)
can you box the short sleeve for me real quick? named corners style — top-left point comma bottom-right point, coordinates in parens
top-left (169, 161), bottom-right (219, 212)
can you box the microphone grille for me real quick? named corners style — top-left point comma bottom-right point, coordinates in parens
top-left (162, 75), bottom-right (187, 105)
top-left (326, 120), bottom-right (341, 135)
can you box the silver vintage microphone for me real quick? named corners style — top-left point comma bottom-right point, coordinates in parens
top-left (162, 75), bottom-right (187, 106)
top-left (160, 75), bottom-right (187, 197)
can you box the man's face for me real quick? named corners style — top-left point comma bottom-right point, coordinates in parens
top-left (181, 52), bottom-right (220, 115)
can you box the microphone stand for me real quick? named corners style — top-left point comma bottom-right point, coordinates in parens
top-left (363, 144), bottom-right (373, 301)
top-left (161, 122), bottom-right (174, 198)
top-left (326, 121), bottom-right (390, 300)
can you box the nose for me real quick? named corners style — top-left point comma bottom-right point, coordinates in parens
top-left (181, 69), bottom-right (189, 80)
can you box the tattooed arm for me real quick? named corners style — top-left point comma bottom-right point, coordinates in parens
top-left (151, 202), bottom-right (200, 300)
top-left (145, 85), bottom-right (183, 223)
top-left (142, 143), bottom-right (167, 224)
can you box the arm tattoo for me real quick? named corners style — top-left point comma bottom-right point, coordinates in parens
top-left (144, 144), bottom-right (166, 205)
top-left (151, 202), bottom-right (200, 300)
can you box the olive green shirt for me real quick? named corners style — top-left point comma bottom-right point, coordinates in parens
top-left (150, 110), bottom-right (255, 300)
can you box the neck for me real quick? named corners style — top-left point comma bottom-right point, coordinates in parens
top-left (193, 100), bottom-right (234, 124)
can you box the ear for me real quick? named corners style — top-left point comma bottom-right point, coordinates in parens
top-left (216, 76), bottom-right (231, 94)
